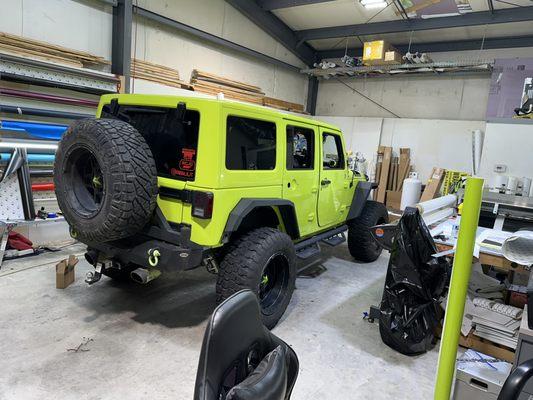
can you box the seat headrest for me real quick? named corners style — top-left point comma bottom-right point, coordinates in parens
top-left (225, 345), bottom-right (288, 400)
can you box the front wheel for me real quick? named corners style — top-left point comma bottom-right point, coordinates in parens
top-left (216, 227), bottom-right (296, 329)
top-left (347, 200), bottom-right (389, 262)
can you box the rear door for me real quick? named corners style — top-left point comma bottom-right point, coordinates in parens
top-left (282, 122), bottom-right (319, 237)
top-left (317, 129), bottom-right (347, 227)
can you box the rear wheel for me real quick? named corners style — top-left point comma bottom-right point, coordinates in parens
top-left (216, 227), bottom-right (296, 329)
top-left (348, 200), bottom-right (389, 262)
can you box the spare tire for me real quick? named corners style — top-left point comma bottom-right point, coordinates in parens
top-left (54, 118), bottom-right (158, 242)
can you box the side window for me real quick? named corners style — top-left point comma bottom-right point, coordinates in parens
top-left (322, 133), bottom-right (344, 169)
top-left (286, 125), bottom-right (314, 170)
top-left (226, 116), bottom-right (276, 170)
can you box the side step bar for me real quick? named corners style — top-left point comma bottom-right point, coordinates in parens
top-left (295, 225), bottom-right (348, 260)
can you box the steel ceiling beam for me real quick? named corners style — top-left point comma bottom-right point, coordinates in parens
top-left (257, 0), bottom-right (335, 10)
top-left (297, 6), bottom-right (533, 41)
top-left (133, 6), bottom-right (300, 71)
top-left (316, 35), bottom-right (533, 58)
top-left (224, 0), bottom-right (317, 66)
top-left (111, 0), bottom-right (132, 93)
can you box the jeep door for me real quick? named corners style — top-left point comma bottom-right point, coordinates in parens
top-left (317, 129), bottom-right (349, 227)
top-left (282, 122), bottom-right (319, 237)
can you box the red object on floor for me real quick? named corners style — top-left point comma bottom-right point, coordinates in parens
top-left (32, 183), bottom-right (55, 191)
top-left (7, 231), bottom-right (33, 251)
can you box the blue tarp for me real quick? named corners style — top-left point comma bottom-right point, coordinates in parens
top-left (1, 120), bottom-right (67, 140)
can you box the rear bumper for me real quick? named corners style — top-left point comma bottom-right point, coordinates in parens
top-left (85, 208), bottom-right (205, 272)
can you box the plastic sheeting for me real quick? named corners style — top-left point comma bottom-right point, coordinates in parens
top-left (502, 231), bottom-right (533, 266)
top-left (377, 208), bottom-right (451, 355)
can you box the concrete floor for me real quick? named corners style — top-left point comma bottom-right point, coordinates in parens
top-left (0, 242), bottom-right (439, 400)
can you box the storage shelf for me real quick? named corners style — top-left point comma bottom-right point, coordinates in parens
top-left (0, 54), bottom-right (118, 94)
top-left (301, 60), bottom-right (493, 79)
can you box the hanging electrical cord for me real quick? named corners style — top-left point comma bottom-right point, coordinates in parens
top-left (333, 77), bottom-right (401, 118)
top-left (494, 0), bottom-right (523, 6)
top-left (407, 30), bottom-right (414, 54)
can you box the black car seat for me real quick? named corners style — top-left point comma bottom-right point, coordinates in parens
top-left (194, 290), bottom-right (299, 400)
top-left (498, 359), bottom-right (533, 400)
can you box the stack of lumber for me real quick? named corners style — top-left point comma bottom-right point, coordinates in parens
top-left (190, 70), bottom-right (265, 105)
top-left (131, 59), bottom-right (192, 89)
top-left (374, 146), bottom-right (411, 208)
top-left (263, 97), bottom-right (305, 113)
top-left (0, 32), bottom-right (109, 68)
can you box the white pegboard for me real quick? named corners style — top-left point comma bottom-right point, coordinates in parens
top-left (0, 174), bottom-right (25, 220)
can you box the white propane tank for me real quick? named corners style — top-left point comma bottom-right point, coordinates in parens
top-left (400, 172), bottom-right (422, 211)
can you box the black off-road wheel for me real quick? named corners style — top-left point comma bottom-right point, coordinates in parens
top-left (216, 227), bottom-right (296, 329)
top-left (54, 118), bottom-right (158, 243)
top-left (347, 200), bottom-right (389, 262)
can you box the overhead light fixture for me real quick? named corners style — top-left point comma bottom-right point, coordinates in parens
top-left (360, 0), bottom-right (387, 8)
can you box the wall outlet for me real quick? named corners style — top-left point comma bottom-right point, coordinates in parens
top-left (494, 164), bottom-right (507, 173)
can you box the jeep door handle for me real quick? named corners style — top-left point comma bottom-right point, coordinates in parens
top-left (321, 179), bottom-right (331, 186)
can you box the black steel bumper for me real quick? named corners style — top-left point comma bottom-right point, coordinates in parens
top-left (85, 209), bottom-right (204, 272)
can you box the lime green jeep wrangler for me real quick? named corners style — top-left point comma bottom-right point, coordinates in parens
top-left (54, 94), bottom-right (388, 328)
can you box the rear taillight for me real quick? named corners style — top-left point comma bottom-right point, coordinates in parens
top-left (192, 191), bottom-right (214, 219)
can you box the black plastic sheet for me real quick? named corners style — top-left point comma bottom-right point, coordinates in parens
top-left (377, 207), bottom-right (451, 355)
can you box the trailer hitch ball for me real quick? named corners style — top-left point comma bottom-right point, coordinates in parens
top-left (147, 248), bottom-right (161, 267)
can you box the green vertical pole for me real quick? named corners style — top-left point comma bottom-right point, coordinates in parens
top-left (434, 177), bottom-right (484, 400)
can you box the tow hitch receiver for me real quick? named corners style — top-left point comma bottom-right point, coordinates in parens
top-left (85, 265), bottom-right (103, 285)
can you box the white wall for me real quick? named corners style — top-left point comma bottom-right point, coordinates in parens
top-left (0, 0), bottom-right (308, 105)
top-left (479, 122), bottom-right (533, 187)
top-left (316, 47), bottom-right (533, 121)
top-left (317, 115), bottom-right (487, 182)
top-left (131, 0), bottom-right (308, 104)
top-left (0, 0), bottom-right (113, 60)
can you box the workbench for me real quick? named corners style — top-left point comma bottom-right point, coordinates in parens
top-left (431, 216), bottom-right (526, 273)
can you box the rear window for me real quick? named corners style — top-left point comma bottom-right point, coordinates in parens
top-left (226, 116), bottom-right (276, 170)
top-left (101, 103), bottom-right (200, 181)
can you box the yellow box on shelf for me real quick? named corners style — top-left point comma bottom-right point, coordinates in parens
top-left (363, 40), bottom-right (392, 65)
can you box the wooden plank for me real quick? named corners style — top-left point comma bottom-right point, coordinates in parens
top-left (192, 80), bottom-right (264, 98)
top-left (459, 332), bottom-right (515, 363)
top-left (263, 96), bottom-right (304, 112)
top-left (192, 86), bottom-right (263, 104)
top-left (397, 148), bottom-right (411, 190)
top-left (192, 69), bottom-right (263, 93)
top-left (376, 146), bottom-right (392, 203)
top-left (394, 0), bottom-right (441, 15)
top-left (0, 32), bottom-right (108, 65)
top-left (0, 44), bottom-right (82, 67)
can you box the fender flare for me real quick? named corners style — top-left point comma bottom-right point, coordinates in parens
top-left (347, 181), bottom-right (375, 220)
top-left (223, 199), bottom-right (300, 241)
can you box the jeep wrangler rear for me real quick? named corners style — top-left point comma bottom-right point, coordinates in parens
top-left (54, 94), bottom-right (388, 328)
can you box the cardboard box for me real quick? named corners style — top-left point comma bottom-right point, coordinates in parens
top-left (384, 50), bottom-right (402, 65)
top-left (420, 167), bottom-right (446, 202)
top-left (386, 190), bottom-right (402, 210)
top-left (363, 40), bottom-right (392, 65)
top-left (56, 255), bottom-right (78, 289)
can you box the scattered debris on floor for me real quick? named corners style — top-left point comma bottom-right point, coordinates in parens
top-left (67, 337), bottom-right (93, 353)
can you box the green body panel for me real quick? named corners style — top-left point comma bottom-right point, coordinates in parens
top-left (96, 94), bottom-right (362, 248)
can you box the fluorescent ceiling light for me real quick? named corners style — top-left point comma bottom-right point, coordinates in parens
top-left (360, 0), bottom-right (387, 8)
top-left (0, 141), bottom-right (58, 150)
top-left (362, 2), bottom-right (387, 8)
